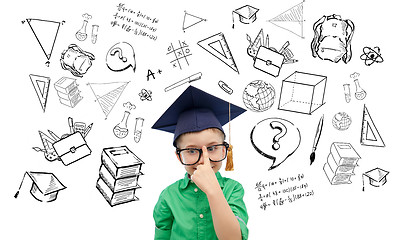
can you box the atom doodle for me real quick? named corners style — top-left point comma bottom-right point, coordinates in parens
top-left (360, 46), bottom-right (384, 66)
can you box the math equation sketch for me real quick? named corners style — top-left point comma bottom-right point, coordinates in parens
top-left (1, 0), bottom-right (407, 239)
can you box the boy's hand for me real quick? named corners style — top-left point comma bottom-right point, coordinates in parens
top-left (191, 146), bottom-right (221, 195)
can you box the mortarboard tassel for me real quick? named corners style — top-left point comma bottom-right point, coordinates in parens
top-left (14, 172), bottom-right (28, 198)
top-left (225, 102), bottom-right (234, 171)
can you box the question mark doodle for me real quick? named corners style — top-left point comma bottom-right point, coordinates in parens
top-left (110, 47), bottom-right (127, 63)
top-left (270, 121), bottom-right (287, 150)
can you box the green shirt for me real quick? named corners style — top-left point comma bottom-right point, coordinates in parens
top-left (153, 172), bottom-right (249, 239)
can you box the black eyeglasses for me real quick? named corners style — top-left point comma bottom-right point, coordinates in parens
top-left (176, 142), bottom-right (229, 165)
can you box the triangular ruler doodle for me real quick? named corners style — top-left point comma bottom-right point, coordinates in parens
top-left (26, 18), bottom-right (61, 64)
top-left (29, 74), bottom-right (50, 112)
top-left (267, 1), bottom-right (305, 39)
top-left (197, 32), bottom-right (239, 74)
top-left (361, 105), bottom-right (385, 147)
top-left (88, 82), bottom-right (129, 119)
top-left (182, 11), bottom-right (206, 32)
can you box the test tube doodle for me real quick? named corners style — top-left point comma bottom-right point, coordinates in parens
top-left (91, 25), bottom-right (99, 44)
top-left (134, 117), bottom-right (144, 143)
top-left (343, 84), bottom-right (351, 103)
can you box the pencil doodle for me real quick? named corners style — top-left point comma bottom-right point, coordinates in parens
top-left (278, 71), bottom-right (327, 115)
top-left (54, 77), bottom-right (83, 108)
top-left (361, 105), bottom-right (385, 147)
top-left (139, 89), bottom-right (153, 101)
top-left (218, 80), bottom-right (233, 95)
top-left (96, 146), bottom-right (144, 207)
top-left (232, 5), bottom-right (259, 28)
top-left (323, 142), bottom-right (361, 185)
top-left (61, 44), bottom-right (95, 77)
top-left (164, 72), bottom-right (202, 92)
top-left (33, 117), bottom-right (93, 166)
top-left (360, 46), bottom-right (384, 66)
top-left (106, 42), bottom-right (136, 72)
top-left (343, 84), bottom-right (351, 103)
top-left (242, 80), bottom-right (275, 112)
top-left (167, 40), bottom-right (192, 70)
top-left (332, 112), bottom-right (352, 131)
top-left (113, 111), bottom-right (131, 139)
top-left (267, 1), bottom-right (305, 39)
top-left (197, 32), bottom-right (239, 73)
top-left (134, 117), bottom-right (144, 143)
top-left (182, 10), bottom-right (206, 32)
top-left (311, 14), bottom-right (355, 63)
top-left (362, 168), bottom-right (389, 191)
top-left (310, 115), bottom-right (324, 165)
top-left (246, 29), bottom-right (297, 77)
top-left (75, 13), bottom-right (92, 41)
top-left (250, 118), bottom-right (301, 170)
top-left (15, 171), bottom-right (66, 203)
top-left (29, 74), bottom-right (50, 112)
top-left (88, 81), bottom-right (129, 119)
top-left (23, 18), bottom-right (63, 66)
top-left (147, 69), bottom-right (163, 81)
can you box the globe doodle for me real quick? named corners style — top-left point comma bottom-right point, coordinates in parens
top-left (332, 112), bottom-right (352, 130)
top-left (242, 80), bottom-right (275, 112)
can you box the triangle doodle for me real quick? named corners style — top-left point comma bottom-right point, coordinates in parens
top-left (361, 105), bottom-right (385, 147)
top-left (26, 18), bottom-right (61, 64)
top-left (267, 1), bottom-right (305, 39)
top-left (182, 11), bottom-right (206, 32)
top-left (29, 74), bottom-right (50, 112)
top-left (88, 82), bottom-right (129, 119)
top-left (197, 32), bottom-right (239, 74)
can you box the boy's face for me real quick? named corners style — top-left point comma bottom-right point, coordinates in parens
top-left (176, 128), bottom-right (224, 176)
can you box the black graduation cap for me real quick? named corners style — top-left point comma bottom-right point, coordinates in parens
top-left (152, 86), bottom-right (246, 170)
top-left (232, 5), bottom-right (259, 28)
top-left (15, 171), bottom-right (66, 202)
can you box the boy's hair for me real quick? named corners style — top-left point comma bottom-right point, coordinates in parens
top-left (174, 128), bottom-right (225, 148)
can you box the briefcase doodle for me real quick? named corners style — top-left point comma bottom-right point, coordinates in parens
top-left (254, 46), bottom-right (284, 77)
top-left (53, 132), bottom-right (92, 166)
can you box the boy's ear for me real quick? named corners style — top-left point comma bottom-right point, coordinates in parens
top-left (175, 151), bottom-right (181, 162)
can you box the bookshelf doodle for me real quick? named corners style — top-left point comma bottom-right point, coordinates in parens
top-left (54, 77), bottom-right (83, 108)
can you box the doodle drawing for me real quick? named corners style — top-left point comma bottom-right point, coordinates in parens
top-left (311, 14), bottom-right (355, 63)
top-left (242, 80), bottom-right (275, 112)
top-left (106, 42), bottom-right (136, 72)
top-left (197, 32), bottom-right (239, 74)
top-left (24, 18), bottom-right (62, 66)
top-left (360, 46), bottom-right (384, 66)
top-left (54, 77), bottom-right (83, 108)
top-left (250, 117), bottom-right (301, 170)
top-left (362, 168), bottom-right (389, 191)
top-left (88, 81), bottom-right (129, 119)
top-left (61, 44), bottom-right (95, 77)
top-left (361, 105), bottom-right (385, 147)
top-left (164, 72), bottom-right (202, 92)
top-left (113, 111), bottom-right (130, 139)
top-left (91, 25), bottom-right (99, 44)
top-left (232, 5), bottom-right (259, 28)
top-left (96, 146), bottom-right (144, 207)
top-left (29, 74), bottom-right (50, 112)
top-left (310, 115), bottom-right (324, 165)
top-left (53, 131), bottom-right (92, 166)
top-left (218, 80), bottom-right (233, 95)
top-left (33, 130), bottom-right (60, 162)
top-left (343, 84), bottom-right (351, 103)
top-left (267, 1), bottom-right (305, 39)
top-left (139, 89), bottom-right (153, 101)
top-left (332, 112), bottom-right (352, 131)
top-left (182, 11), bottom-right (206, 32)
top-left (167, 40), bottom-right (192, 70)
top-left (15, 171), bottom-right (66, 203)
top-left (134, 117), bottom-right (144, 143)
top-left (324, 142), bottom-right (361, 185)
top-left (278, 71), bottom-right (327, 115)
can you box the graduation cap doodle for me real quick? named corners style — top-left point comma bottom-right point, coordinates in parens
top-left (15, 171), bottom-right (66, 202)
top-left (152, 86), bottom-right (246, 170)
top-left (232, 5), bottom-right (259, 28)
top-left (362, 167), bottom-right (389, 191)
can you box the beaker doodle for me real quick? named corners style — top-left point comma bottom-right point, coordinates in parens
top-left (343, 84), bottom-right (351, 103)
top-left (113, 111), bottom-right (130, 138)
top-left (354, 79), bottom-right (367, 100)
top-left (134, 117), bottom-right (144, 143)
top-left (76, 20), bottom-right (88, 41)
top-left (91, 25), bottom-right (99, 44)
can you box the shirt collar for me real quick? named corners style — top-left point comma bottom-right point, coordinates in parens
top-left (180, 171), bottom-right (225, 190)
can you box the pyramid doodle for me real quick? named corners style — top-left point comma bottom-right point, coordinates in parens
top-left (268, 1), bottom-right (305, 38)
top-left (88, 82), bottom-right (129, 119)
top-left (182, 11), bottom-right (206, 32)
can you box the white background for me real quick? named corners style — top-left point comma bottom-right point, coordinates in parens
top-left (1, 0), bottom-right (407, 239)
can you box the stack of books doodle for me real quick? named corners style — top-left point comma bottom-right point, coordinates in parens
top-left (323, 142), bottom-right (361, 185)
top-left (96, 146), bottom-right (144, 206)
top-left (54, 77), bottom-right (83, 108)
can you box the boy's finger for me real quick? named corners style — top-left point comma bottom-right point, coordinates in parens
top-left (202, 146), bottom-right (210, 165)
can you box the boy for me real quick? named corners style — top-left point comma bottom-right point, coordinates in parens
top-left (152, 86), bottom-right (248, 239)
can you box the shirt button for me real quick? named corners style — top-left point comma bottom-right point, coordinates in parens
top-left (199, 214), bottom-right (204, 218)
top-left (194, 188), bottom-right (198, 192)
